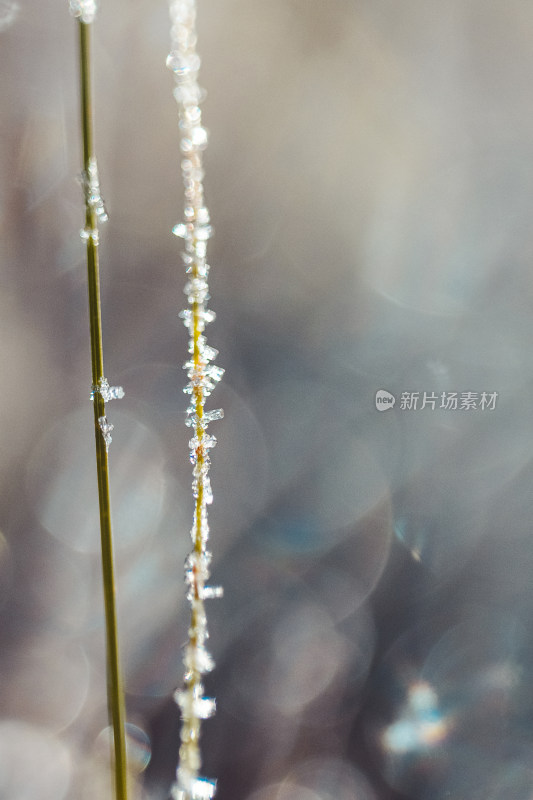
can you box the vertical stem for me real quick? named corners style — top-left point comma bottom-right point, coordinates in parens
top-left (78, 19), bottom-right (129, 800)
top-left (167, 3), bottom-right (224, 797)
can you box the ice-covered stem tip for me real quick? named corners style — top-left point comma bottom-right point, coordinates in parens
top-left (69, 0), bottom-right (97, 24)
top-left (167, 2), bottom-right (224, 799)
top-left (71, 7), bottom-right (129, 800)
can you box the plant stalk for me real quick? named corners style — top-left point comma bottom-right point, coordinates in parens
top-left (78, 19), bottom-right (129, 800)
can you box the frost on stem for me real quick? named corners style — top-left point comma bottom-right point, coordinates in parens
top-left (91, 378), bottom-right (124, 452)
top-left (81, 157), bottom-right (108, 222)
top-left (98, 416), bottom-right (114, 453)
top-left (167, 0), bottom-right (224, 797)
top-left (172, 777), bottom-right (217, 800)
top-left (79, 157), bottom-right (108, 241)
top-left (69, 0), bottom-right (98, 24)
top-left (90, 377), bottom-right (125, 403)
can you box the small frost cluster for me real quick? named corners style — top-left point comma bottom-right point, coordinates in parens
top-left (91, 377), bottom-right (125, 453)
top-left (167, 2), bottom-right (224, 799)
top-left (79, 157), bottom-right (108, 243)
top-left (68, 0), bottom-right (97, 24)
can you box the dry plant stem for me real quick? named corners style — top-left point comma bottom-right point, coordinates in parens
top-left (78, 19), bottom-right (129, 800)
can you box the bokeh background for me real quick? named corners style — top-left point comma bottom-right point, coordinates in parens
top-left (2, 0), bottom-right (533, 798)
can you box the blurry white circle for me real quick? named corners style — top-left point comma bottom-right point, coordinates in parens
top-left (94, 722), bottom-right (151, 774)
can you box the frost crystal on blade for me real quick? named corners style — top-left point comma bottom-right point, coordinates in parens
top-left (168, 0), bottom-right (224, 797)
top-left (78, 156), bottom-right (108, 240)
top-left (90, 378), bottom-right (123, 455)
top-left (81, 157), bottom-right (108, 221)
top-left (98, 416), bottom-right (114, 452)
top-left (172, 777), bottom-right (217, 800)
top-left (90, 377), bottom-right (125, 403)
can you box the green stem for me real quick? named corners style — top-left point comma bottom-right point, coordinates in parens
top-left (78, 19), bottom-right (129, 800)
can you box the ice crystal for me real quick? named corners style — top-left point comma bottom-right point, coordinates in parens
top-left (81, 157), bottom-right (108, 222)
top-left (77, 157), bottom-right (107, 241)
top-left (183, 643), bottom-right (215, 675)
top-left (90, 377), bottom-right (125, 403)
top-left (184, 363), bottom-right (224, 396)
top-left (79, 227), bottom-right (99, 244)
top-left (179, 308), bottom-right (216, 333)
top-left (188, 338), bottom-right (218, 362)
top-left (201, 408), bottom-right (223, 424)
top-left (173, 222), bottom-right (188, 239)
top-left (184, 408), bottom-right (224, 430)
top-left (98, 416), bottom-right (113, 453)
top-left (192, 474), bottom-right (212, 504)
top-left (172, 777), bottom-right (217, 800)
top-left (69, 0), bottom-right (97, 24)
top-left (201, 586), bottom-right (224, 599)
top-left (174, 689), bottom-right (216, 720)
top-left (168, 0), bottom-right (223, 796)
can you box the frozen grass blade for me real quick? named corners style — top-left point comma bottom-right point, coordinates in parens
top-left (167, 2), bottom-right (224, 798)
top-left (70, 3), bottom-right (129, 798)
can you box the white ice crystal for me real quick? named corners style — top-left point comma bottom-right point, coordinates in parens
top-left (91, 380), bottom-right (123, 454)
top-left (79, 226), bottom-right (99, 244)
top-left (69, 0), bottom-right (97, 25)
top-left (174, 688), bottom-right (216, 720)
top-left (172, 776), bottom-right (217, 800)
top-left (201, 586), bottom-right (223, 599)
top-left (183, 643), bottom-right (215, 675)
top-left (82, 157), bottom-right (108, 222)
top-left (90, 377), bottom-right (125, 403)
top-left (98, 416), bottom-right (113, 453)
top-left (78, 156), bottom-right (108, 241)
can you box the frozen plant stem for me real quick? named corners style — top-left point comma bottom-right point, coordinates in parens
top-left (73, 8), bottom-right (128, 800)
top-left (167, 1), bottom-right (224, 799)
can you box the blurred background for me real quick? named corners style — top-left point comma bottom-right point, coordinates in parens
top-left (2, 0), bottom-right (533, 797)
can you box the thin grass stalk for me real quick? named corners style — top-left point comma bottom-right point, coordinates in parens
top-left (166, 1), bottom-right (224, 798)
top-left (71, 5), bottom-right (129, 798)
